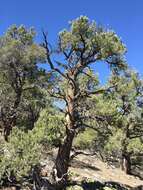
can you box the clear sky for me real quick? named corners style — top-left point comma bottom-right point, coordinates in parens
top-left (0, 0), bottom-right (143, 81)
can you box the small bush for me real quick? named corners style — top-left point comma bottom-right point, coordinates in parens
top-left (73, 129), bottom-right (97, 150)
top-left (0, 127), bottom-right (42, 185)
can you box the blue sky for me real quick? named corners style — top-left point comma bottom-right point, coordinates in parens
top-left (0, 0), bottom-right (143, 82)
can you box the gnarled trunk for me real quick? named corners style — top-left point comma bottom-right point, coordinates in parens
top-left (50, 79), bottom-right (77, 189)
top-left (49, 128), bottom-right (75, 190)
top-left (55, 128), bottom-right (75, 179)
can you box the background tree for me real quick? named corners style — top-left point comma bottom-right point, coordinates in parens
top-left (74, 70), bottom-right (143, 176)
top-left (0, 25), bottom-right (48, 140)
top-left (42, 16), bottom-right (126, 188)
top-left (104, 70), bottom-right (143, 175)
top-left (73, 91), bottom-right (117, 157)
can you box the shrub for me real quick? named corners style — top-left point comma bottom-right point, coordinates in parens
top-left (73, 129), bottom-right (97, 150)
top-left (0, 127), bottom-right (42, 185)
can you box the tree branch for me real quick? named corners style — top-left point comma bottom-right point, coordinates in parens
top-left (76, 84), bottom-right (117, 99)
top-left (42, 31), bottom-right (67, 79)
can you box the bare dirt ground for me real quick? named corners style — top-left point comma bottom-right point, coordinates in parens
top-left (70, 154), bottom-right (143, 189)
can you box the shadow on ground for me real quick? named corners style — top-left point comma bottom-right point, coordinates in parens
top-left (69, 180), bottom-right (143, 190)
top-left (71, 160), bottom-right (100, 171)
top-left (81, 181), bottom-right (129, 190)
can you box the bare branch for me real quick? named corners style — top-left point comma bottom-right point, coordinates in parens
top-left (47, 90), bottom-right (67, 103)
top-left (42, 31), bottom-right (67, 79)
top-left (77, 84), bottom-right (117, 99)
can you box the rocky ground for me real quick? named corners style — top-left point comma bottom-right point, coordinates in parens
top-left (69, 154), bottom-right (143, 189)
top-left (41, 150), bottom-right (143, 189)
top-left (1, 151), bottom-right (142, 190)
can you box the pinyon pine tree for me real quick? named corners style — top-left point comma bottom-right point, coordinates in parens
top-left (42, 16), bottom-right (127, 189)
top-left (104, 71), bottom-right (143, 174)
top-left (0, 25), bottom-right (47, 140)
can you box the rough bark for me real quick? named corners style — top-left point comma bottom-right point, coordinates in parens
top-left (55, 128), bottom-right (75, 178)
top-left (50, 79), bottom-right (77, 189)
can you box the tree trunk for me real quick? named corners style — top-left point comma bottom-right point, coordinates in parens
top-left (55, 128), bottom-right (75, 179)
top-left (3, 91), bottom-right (22, 141)
top-left (3, 114), bottom-right (17, 141)
top-left (50, 79), bottom-right (77, 189)
top-left (48, 130), bottom-right (75, 190)
top-left (120, 153), bottom-right (131, 174)
top-left (120, 125), bottom-right (132, 175)
top-left (4, 125), bottom-right (11, 141)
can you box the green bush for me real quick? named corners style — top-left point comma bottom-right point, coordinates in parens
top-left (34, 108), bottom-right (65, 147)
top-left (73, 129), bottom-right (97, 150)
top-left (0, 127), bottom-right (42, 184)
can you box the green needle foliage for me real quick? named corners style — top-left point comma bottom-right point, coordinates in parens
top-left (0, 127), bottom-right (41, 185)
top-left (35, 107), bottom-right (65, 147)
top-left (0, 25), bottom-right (48, 139)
